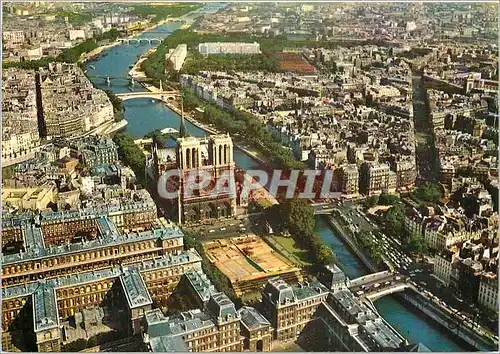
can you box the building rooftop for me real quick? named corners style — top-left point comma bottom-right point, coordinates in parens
top-left (206, 292), bottom-right (239, 322)
top-left (32, 281), bottom-right (59, 333)
top-left (22, 225), bottom-right (45, 253)
top-left (120, 266), bottom-right (153, 309)
top-left (96, 216), bottom-right (121, 238)
top-left (146, 308), bottom-right (216, 339)
top-left (362, 317), bottom-right (404, 349)
top-left (291, 278), bottom-right (329, 301)
top-left (136, 248), bottom-right (200, 272)
top-left (2, 221), bottom-right (184, 265)
top-left (149, 335), bottom-right (189, 352)
top-left (327, 289), bottom-right (405, 350)
top-left (238, 306), bottom-right (270, 331)
top-left (263, 278), bottom-right (296, 306)
top-left (185, 269), bottom-right (218, 304)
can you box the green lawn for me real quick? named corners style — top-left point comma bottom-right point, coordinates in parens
top-left (265, 235), bottom-right (312, 267)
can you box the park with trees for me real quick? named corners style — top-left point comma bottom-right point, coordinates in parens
top-left (263, 199), bottom-right (337, 271)
top-left (112, 133), bottom-right (146, 186)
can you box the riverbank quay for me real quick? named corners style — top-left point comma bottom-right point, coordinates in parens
top-left (397, 290), bottom-right (498, 351)
top-left (128, 49), bottom-right (155, 79)
top-left (79, 41), bottom-right (121, 63)
top-left (325, 215), bottom-right (379, 272)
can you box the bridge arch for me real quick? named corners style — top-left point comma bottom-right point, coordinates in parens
top-left (115, 91), bottom-right (180, 103)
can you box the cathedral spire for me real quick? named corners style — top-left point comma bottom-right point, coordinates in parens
top-left (179, 95), bottom-right (187, 138)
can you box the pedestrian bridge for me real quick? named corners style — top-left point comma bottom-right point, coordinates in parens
top-left (117, 37), bottom-right (162, 44)
top-left (115, 91), bottom-right (180, 103)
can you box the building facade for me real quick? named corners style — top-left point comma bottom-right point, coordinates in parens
top-left (153, 134), bottom-right (236, 224)
top-left (477, 273), bottom-right (498, 313)
top-left (261, 278), bottom-right (329, 342)
top-left (433, 249), bottom-right (456, 286)
top-left (359, 162), bottom-right (396, 196)
top-left (335, 164), bottom-right (359, 196)
top-left (165, 44), bottom-right (187, 71)
top-left (198, 42), bottom-right (261, 55)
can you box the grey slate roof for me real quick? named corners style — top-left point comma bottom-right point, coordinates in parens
top-left (323, 263), bottom-right (348, 288)
top-left (263, 277), bottom-right (328, 306)
top-left (326, 289), bottom-right (405, 350)
top-left (149, 335), bottom-right (189, 352)
top-left (145, 308), bottom-right (217, 351)
top-left (119, 266), bottom-right (153, 309)
top-left (32, 281), bottom-right (59, 332)
top-left (2, 221), bottom-right (184, 265)
top-left (185, 269), bottom-right (218, 304)
top-left (263, 278), bottom-right (296, 306)
top-left (206, 292), bottom-right (238, 322)
top-left (238, 306), bottom-right (270, 331)
top-left (22, 224), bottom-right (45, 255)
top-left (95, 216), bottom-right (120, 238)
top-left (291, 278), bottom-right (329, 301)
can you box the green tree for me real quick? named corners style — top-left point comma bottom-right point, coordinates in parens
top-left (2, 166), bottom-right (15, 180)
top-left (313, 241), bottom-right (336, 266)
top-left (385, 203), bottom-right (407, 241)
top-left (408, 232), bottom-right (427, 255)
top-left (3, 56), bottom-right (56, 70)
top-left (282, 198), bottom-right (315, 245)
top-left (104, 90), bottom-right (125, 122)
top-left (414, 182), bottom-right (443, 203)
top-left (113, 133), bottom-right (146, 185)
top-left (62, 339), bottom-right (88, 351)
top-left (364, 195), bottom-right (379, 208)
top-left (378, 192), bottom-right (399, 205)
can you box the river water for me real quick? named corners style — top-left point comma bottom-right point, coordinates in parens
top-left (85, 9), bottom-right (468, 351)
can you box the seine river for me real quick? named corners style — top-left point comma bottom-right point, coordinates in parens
top-left (85, 8), bottom-right (468, 351)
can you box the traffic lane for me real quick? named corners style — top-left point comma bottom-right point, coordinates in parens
top-left (185, 219), bottom-right (253, 238)
top-left (350, 275), bottom-right (404, 292)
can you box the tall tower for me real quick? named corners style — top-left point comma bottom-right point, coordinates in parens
top-left (179, 96), bottom-right (187, 138)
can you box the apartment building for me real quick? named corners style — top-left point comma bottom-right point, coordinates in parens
top-left (359, 162), bottom-right (396, 196)
top-left (261, 278), bottom-right (329, 342)
top-left (198, 42), bottom-right (261, 55)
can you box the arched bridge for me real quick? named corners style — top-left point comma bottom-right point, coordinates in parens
top-left (117, 37), bottom-right (162, 44)
top-left (349, 270), bottom-right (413, 301)
top-left (363, 282), bottom-right (414, 301)
top-left (312, 201), bottom-right (340, 215)
top-left (115, 90), bottom-right (180, 103)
